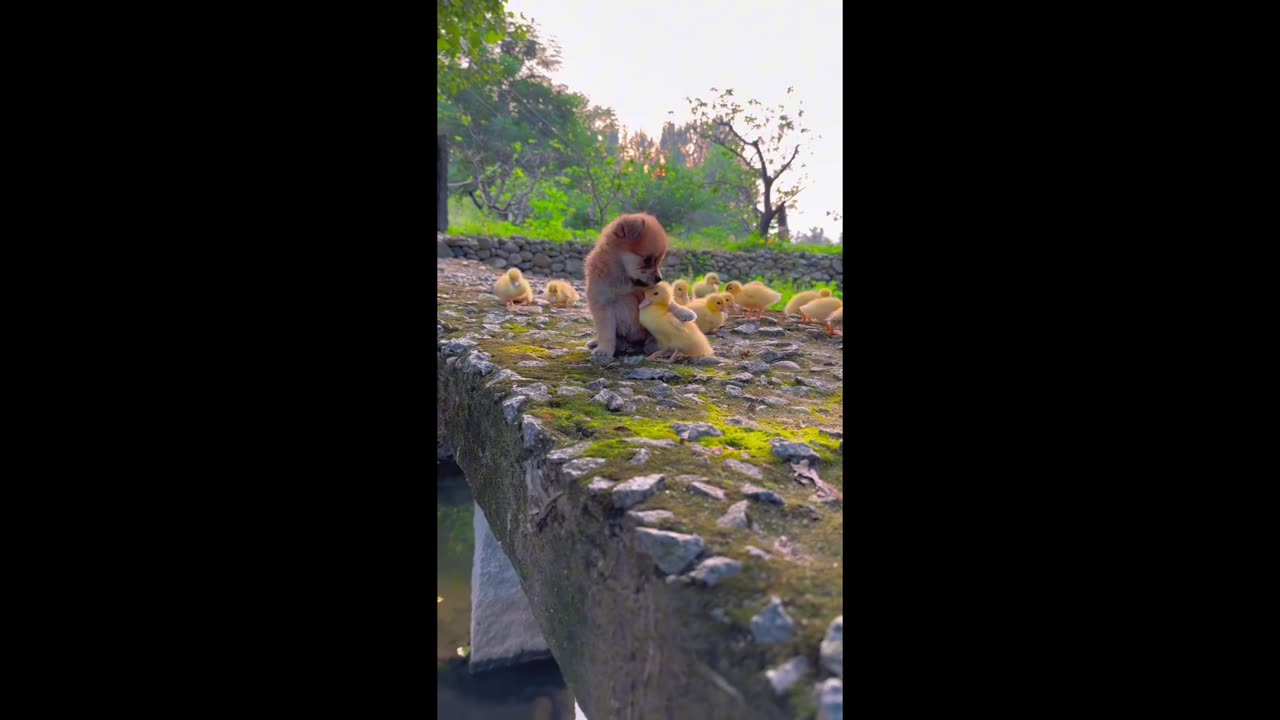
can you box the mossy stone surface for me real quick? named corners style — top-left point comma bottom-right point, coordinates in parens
top-left (438, 259), bottom-right (843, 720)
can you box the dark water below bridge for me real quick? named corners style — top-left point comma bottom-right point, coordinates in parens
top-left (437, 460), bottom-right (579, 720)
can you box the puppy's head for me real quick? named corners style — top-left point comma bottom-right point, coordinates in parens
top-left (602, 213), bottom-right (669, 288)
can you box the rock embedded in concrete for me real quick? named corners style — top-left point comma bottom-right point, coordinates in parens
top-left (521, 415), bottom-right (553, 449)
top-left (797, 376), bottom-right (833, 391)
top-left (557, 385), bottom-right (588, 396)
top-left (725, 416), bottom-right (767, 431)
top-left (586, 378), bottom-right (609, 391)
top-left (765, 656), bottom-right (811, 695)
top-left (689, 482), bottom-right (727, 501)
top-left (821, 616), bottom-right (843, 678)
top-left (629, 448), bottom-right (652, 465)
top-left (723, 459), bottom-right (764, 479)
top-left (688, 556), bottom-right (743, 586)
top-left (439, 338), bottom-right (477, 357)
top-left (691, 355), bottom-right (723, 366)
top-left (626, 368), bottom-right (665, 380)
top-left (611, 474), bottom-right (666, 509)
top-left (562, 457), bottom-right (607, 481)
top-left (502, 395), bottom-right (528, 424)
top-left (750, 596), bottom-right (797, 644)
top-left (626, 509), bottom-right (674, 526)
top-left (742, 484), bottom-right (785, 505)
top-left (770, 440), bottom-right (822, 465)
top-left (548, 442), bottom-right (593, 462)
top-left (591, 389), bottom-right (626, 412)
top-left (459, 350), bottom-right (496, 376)
top-left (633, 528), bottom-right (704, 574)
top-left (670, 422), bottom-right (723, 441)
top-left (586, 477), bottom-right (616, 493)
top-left (649, 382), bottom-right (675, 398)
top-left (716, 501), bottom-right (751, 529)
top-left (816, 678), bottom-right (843, 720)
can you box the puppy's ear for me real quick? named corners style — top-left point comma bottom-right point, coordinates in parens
top-left (611, 215), bottom-right (646, 241)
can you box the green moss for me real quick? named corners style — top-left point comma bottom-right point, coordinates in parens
top-left (584, 439), bottom-right (634, 460)
top-left (501, 344), bottom-right (550, 356)
top-left (700, 426), bottom-right (775, 457)
top-left (504, 323), bottom-right (531, 334)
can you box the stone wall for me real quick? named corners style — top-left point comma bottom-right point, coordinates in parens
top-left (440, 235), bottom-right (843, 290)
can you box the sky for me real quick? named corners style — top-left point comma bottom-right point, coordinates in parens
top-left (504, 0), bottom-right (843, 243)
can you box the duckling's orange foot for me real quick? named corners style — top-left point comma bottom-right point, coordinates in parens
top-left (669, 351), bottom-right (686, 363)
top-left (824, 323), bottom-right (836, 335)
top-left (505, 301), bottom-right (516, 311)
top-left (647, 350), bottom-right (676, 363)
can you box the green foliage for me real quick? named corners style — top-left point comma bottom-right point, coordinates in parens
top-left (437, 12), bottom-right (842, 258)
top-left (437, 0), bottom-right (527, 100)
top-left (742, 276), bottom-right (844, 311)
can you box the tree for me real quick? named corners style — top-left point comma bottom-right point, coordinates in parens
top-left (437, 0), bottom-right (525, 100)
top-left (686, 87), bottom-right (814, 238)
top-left (438, 19), bottom-right (581, 224)
top-left (563, 105), bottom-right (625, 229)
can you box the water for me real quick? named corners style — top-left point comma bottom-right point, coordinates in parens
top-left (437, 460), bottom-right (578, 720)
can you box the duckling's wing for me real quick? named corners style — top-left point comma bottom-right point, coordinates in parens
top-left (669, 304), bottom-right (698, 323)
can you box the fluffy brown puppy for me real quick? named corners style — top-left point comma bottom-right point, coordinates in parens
top-left (584, 213), bottom-right (670, 357)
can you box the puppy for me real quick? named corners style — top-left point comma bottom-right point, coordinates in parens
top-left (584, 213), bottom-right (670, 357)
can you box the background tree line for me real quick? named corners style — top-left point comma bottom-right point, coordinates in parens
top-left (437, 6), bottom-right (837, 246)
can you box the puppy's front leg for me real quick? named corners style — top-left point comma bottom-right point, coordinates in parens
top-left (591, 304), bottom-right (618, 357)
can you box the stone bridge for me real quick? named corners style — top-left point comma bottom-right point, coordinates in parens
top-left (438, 257), bottom-right (844, 720)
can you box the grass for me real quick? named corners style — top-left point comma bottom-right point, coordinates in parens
top-left (445, 197), bottom-right (843, 256)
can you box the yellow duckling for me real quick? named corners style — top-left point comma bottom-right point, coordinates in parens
top-left (726, 281), bottom-right (782, 321)
top-left (785, 288), bottom-right (833, 316)
top-left (692, 272), bottom-right (721, 299)
top-left (543, 279), bottom-right (579, 307)
top-left (638, 281), bottom-right (714, 363)
top-left (689, 294), bottom-right (729, 334)
top-left (493, 267), bottom-right (534, 311)
top-left (671, 279), bottom-right (694, 306)
top-left (716, 292), bottom-right (737, 317)
top-left (828, 306), bottom-right (843, 336)
top-left (799, 296), bottom-right (843, 333)
top-left (723, 282), bottom-right (745, 316)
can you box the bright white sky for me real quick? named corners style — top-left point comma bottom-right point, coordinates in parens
top-left (505, 0), bottom-right (843, 243)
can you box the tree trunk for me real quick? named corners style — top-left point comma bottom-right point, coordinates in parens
top-left (777, 203), bottom-right (790, 241)
top-left (437, 136), bottom-right (448, 233)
